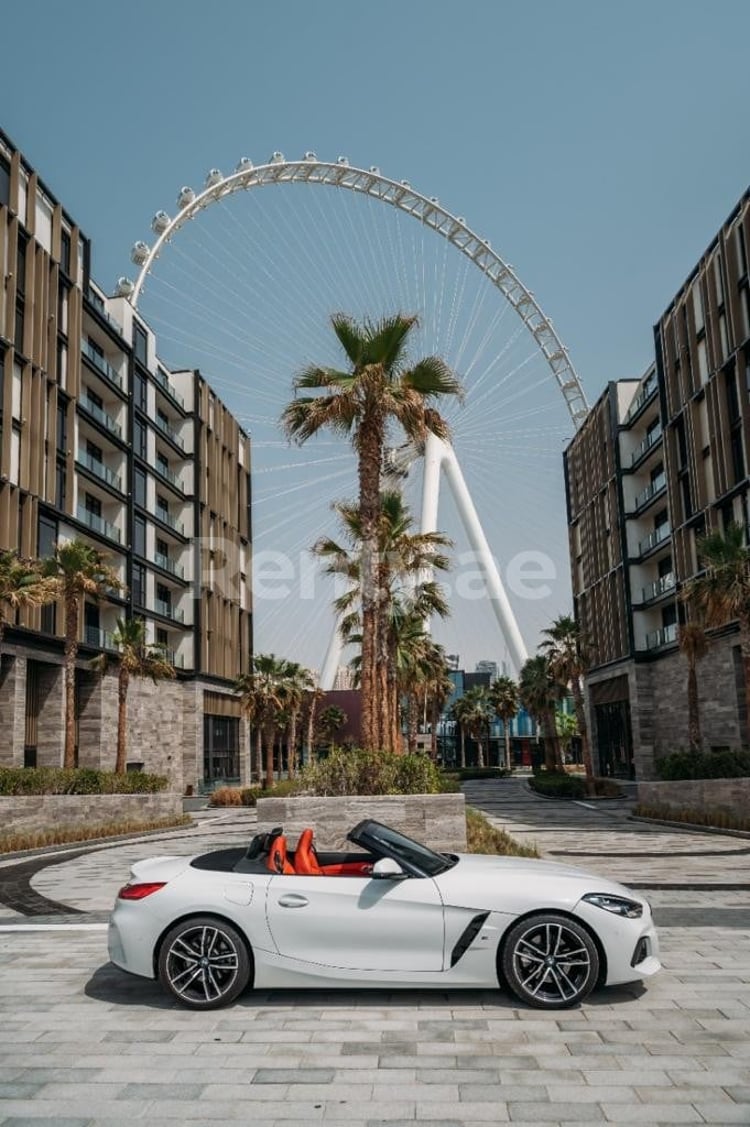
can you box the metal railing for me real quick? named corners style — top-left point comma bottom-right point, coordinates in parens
top-left (630, 425), bottom-right (663, 466)
top-left (76, 451), bottom-right (122, 492)
top-left (155, 508), bottom-right (184, 535)
top-left (624, 376), bottom-right (657, 423)
top-left (633, 472), bottom-right (666, 511)
top-left (80, 337), bottom-right (123, 389)
top-left (83, 624), bottom-right (117, 650)
top-left (155, 414), bottom-right (184, 449)
top-left (638, 523), bottom-right (671, 556)
top-left (76, 505), bottom-right (121, 542)
top-left (154, 551), bottom-right (184, 578)
top-left (154, 599), bottom-right (185, 623)
top-left (161, 647), bottom-right (185, 669)
top-left (79, 394), bottom-right (122, 438)
top-left (641, 572), bottom-right (675, 603)
top-left (154, 367), bottom-right (185, 410)
top-left (645, 622), bottom-right (677, 650)
top-left (154, 459), bottom-right (184, 490)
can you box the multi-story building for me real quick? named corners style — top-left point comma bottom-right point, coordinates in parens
top-left (565, 186), bottom-right (750, 778)
top-left (0, 128), bottom-right (252, 792)
top-left (474, 659), bottom-right (500, 681)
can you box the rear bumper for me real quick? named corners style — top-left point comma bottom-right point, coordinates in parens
top-left (108, 904), bottom-right (159, 980)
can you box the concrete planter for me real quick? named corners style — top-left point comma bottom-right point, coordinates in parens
top-left (0, 793), bottom-right (182, 835)
top-left (255, 792), bottom-right (467, 851)
top-left (638, 778), bottom-right (750, 819)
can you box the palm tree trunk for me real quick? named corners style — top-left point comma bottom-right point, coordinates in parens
top-left (459, 726), bottom-right (466, 769)
top-left (288, 710), bottom-right (298, 778)
top-left (542, 710), bottom-right (556, 770)
top-left (407, 694), bottom-right (418, 753)
top-left (571, 676), bottom-right (594, 791)
top-left (476, 731), bottom-right (485, 769)
top-left (357, 409), bottom-right (384, 752)
top-left (687, 660), bottom-right (701, 753)
top-left (504, 720), bottom-right (511, 772)
top-left (255, 725), bottom-right (262, 784)
top-left (63, 593), bottom-right (79, 769)
top-left (263, 721), bottom-right (275, 789)
top-left (741, 622), bottom-right (750, 743)
top-left (305, 694), bottom-right (318, 765)
top-left (115, 667), bottom-right (129, 774)
top-left (430, 700), bottom-right (439, 759)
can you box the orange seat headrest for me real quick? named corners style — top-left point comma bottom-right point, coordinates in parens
top-left (294, 827), bottom-right (323, 875)
top-left (267, 834), bottom-right (294, 875)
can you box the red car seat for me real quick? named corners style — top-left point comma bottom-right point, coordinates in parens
top-left (294, 828), bottom-right (323, 876)
top-left (266, 834), bottom-right (294, 875)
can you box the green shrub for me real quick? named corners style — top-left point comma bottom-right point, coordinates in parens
top-left (298, 748), bottom-right (444, 797)
top-left (465, 807), bottom-right (539, 857)
top-left (655, 748), bottom-right (750, 780)
top-left (635, 803), bottom-right (750, 832)
top-left (208, 786), bottom-right (244, 807)
top-left (0, 766), bottom-right (168, 796)
top-left (529, 771), bottom-right (587, 799)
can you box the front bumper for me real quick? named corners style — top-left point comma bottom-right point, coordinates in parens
top-left (574, 898), bottom-right (661, 986)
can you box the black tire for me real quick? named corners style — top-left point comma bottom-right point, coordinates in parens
top-left (501, 913), bottom-right (599, 1009)
top-left (158, 916), bottom-right (252, 1009)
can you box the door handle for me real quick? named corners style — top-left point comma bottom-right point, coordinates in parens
top-left (278, 894), bottom-right (309, 908)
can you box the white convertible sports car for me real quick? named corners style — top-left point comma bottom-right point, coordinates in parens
top-left (108, 819), bottom-right (660, 1011)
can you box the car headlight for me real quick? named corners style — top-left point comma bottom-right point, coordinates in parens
top-left (582, 892), bottom-right (643, 919)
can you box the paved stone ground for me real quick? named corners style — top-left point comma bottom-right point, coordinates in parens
top-left (0, 780), bottom-right (748, 1126)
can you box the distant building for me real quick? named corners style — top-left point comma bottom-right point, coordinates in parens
top-left (475, 659), bottom-right (499, 681)
top-left (333, 665), bottom-right (354, 690)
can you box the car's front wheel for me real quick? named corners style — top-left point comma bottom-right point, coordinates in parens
top-left (158, 916), bottom-right (251, 1009)
top-left (501, 913), bottom-right (599, 1009)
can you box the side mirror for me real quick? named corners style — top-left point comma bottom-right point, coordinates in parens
top-left (371, 857), bottom-right (407, 880)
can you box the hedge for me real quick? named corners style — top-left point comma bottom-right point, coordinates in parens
top-left (655, 748), bottom-right (750, 780)
top-left (0, 766), bottom-right (169, 796)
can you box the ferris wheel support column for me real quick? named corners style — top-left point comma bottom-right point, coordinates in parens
top-left (319, 617), bottom-right (345, 691)
top-left (435, 437), bottom-right (528, 675)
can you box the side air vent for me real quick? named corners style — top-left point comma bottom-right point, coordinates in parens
top-left (450, 912), bottom-right (490, 967)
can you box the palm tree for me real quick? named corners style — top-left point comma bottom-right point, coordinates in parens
top-left (91, 618), bottom-right (175, 774)
top-left (519, 655), bottom-right (562, 770)
top-left (0, 550), bottom-right (57, 653)
top-left (280, 662), bottom-right (316, 777)
top-left (541, 614), bottom-right (593, 785)
top-left (316, 490), bottom-right (452, 749)
top-left (683, 521), bottom-right (750, 727)
top-left (452, 686), bottom-right (492, 768)
top-left (317, 705), bottom-right (348, 752)
top-left (42, 540), bottom-right (122, 769)
top-left (282, 313), bottom-right (462, 750)
top-left (489, 675), bottom-right (519, 770)
top-left (235, 653), bottom-right (290, 788)
top-left (678, 620), bottom-right (709, 753)
top-left (424, 658), bottom-right (454, 760)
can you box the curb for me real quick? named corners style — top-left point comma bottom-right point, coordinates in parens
top-left (628, 814), bottom-right (750, 840)
top-left (521, 779), bottom-right (626, 802)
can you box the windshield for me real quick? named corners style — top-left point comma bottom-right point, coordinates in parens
top-left (352, 820), bottom-right (453, 877)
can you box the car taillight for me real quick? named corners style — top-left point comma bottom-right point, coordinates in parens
top-left (118, 882), bottom-right (167, 900)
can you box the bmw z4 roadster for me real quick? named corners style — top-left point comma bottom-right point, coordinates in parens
top-left (108, 819), bottom-right (660, 1010)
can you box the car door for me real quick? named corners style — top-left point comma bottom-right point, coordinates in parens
top-left (265, 871), bottom-right (445, 972)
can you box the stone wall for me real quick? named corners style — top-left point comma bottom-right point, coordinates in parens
top-left (0, 655), bottom-right (26, 766)
top-left (0, 793), bottom-right (182, 834)
top-left (638, 778), bottom-right (750, 820)
top-left (256, 793), bottom-right (467, 852)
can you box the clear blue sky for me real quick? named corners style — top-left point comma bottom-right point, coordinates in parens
top-left (3, 0), bottom-right (748, 385)
top-left (3, 0), bottom-right (750, 670)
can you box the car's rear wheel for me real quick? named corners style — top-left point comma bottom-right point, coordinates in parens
top-left (158, 916), bottom-right (251, 1009)
top-left (501, 913), bottom-right (599, 1009)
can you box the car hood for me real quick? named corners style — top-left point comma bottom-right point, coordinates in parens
top-left (435, 852), bottom-right (640, 913)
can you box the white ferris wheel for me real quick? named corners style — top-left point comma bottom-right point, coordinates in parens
top-left (119, 153), bottom-right (589, 687)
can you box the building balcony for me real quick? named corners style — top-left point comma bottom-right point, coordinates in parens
top-left (76, 451), bottom-right (123, 492)
top-left (630, 425), bottom-right (663, 467)
top-left (640, 572), bottom-right (675, 604)
top-left (83, 624), bottom-right (117, 650)
top-left (623, 375), bottom-right (658, 424)
top-left (633, 472), bottom-right (666, 512)
top-left (154, 460), bottom-right (184, 491)
top-left (645, 622), bottom-right (677, 650)
top-left (76, 505), bottom-right (121, 543)
top-left (155, 508), bottom-right (185, 535)
top-left (154, 367), bottom-right (185, 410)
top-left (161, 647), bottom-right (186, 669)
top-left (154, 599), bottom-right (185, 623)
top-left (79, 394), bottom-right (122, 439)
top-left (154, 551), bottom-right (184, 578)
top-left (80, 338), bottom-right (123, 389)
top-left (638, 523), bottom-right (671, 557)
top-left (86, 289), bottom-right (124, 336)
top-left (155, 414), bottom-right (184, 450)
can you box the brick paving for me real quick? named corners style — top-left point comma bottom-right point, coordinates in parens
top-left (0, 781), bottom-right (748, 1125)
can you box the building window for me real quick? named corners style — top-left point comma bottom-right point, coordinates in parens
top-left (16, 236), bottom-right (27, 297)
top-left (14, 301), bottom-right (24, 354)
top-left (731, 428), bottom-right (746, 485)
top-left (681, 475), bottom-right (693, 521)
top-left (156, 582), bottom-right (170, 606)
top-left (697, 338), bottom-right (709, 385)
top-left (56, 403), bottom-right (67, 451)
top-left (86, 439), bottom-right (103, 465)
top-left (38, 514), bottom-right (57, 558)
top-left (133, 370), bottom-right (147, 411)
top-left (133, 417), bottom-right (146, 458)
top-left (203, 715), bottom-right (240, 783)
top-left (134, 466), bottom-right (146, 507)
top-left (85, 492), bottom-right (101, 518)
top-left (55, 462), bottom-right (66, 510)
top-left (60, 230), bottom-right (71, 276)
top-left (0, 156), bottom-right (9, 208)
top-left (133, 323), bottom-right (148, 366)
top-left (133, 514), bottom-right (146, 557)
top-left (737, 222), bottom-right (748, 277)
top-left (85, 386), bottom-right (103, 412)
top-left (132, 563), bottom-right (145, 607)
